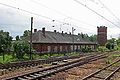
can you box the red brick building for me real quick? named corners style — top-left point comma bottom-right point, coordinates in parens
top-left (32, 28), bottom-right (97, 53)
top-left (97, 26), bottom-right (107, 46)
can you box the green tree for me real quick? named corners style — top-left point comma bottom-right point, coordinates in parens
top-left (78, 33), bottom-right (88, 39)
top-left (15, 35), bottom-right (20, 41)
top-left (106, 38), bottom-right (116, 50)
top-left (0, 30), bottom-right (12, 53)
top-left (106, 42), bottom-right (114, 50)
top-left (78, 33), bottom-right (96, 42)
top-left (13, 41), bottom-right (30, 59)
top-left (108, 38), bottom-right (116, 44)
top-left (89, 35), bottom-right (97, 42)
top-left (20, 30), bottom-right (30, 40)
top-left (0, 30), bottom-right (12, 61)
top-left (116, 38), bottom-right (120, 46)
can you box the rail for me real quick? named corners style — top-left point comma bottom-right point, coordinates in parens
top-left (82, 59), bottom-right (120, 80)
top-left (4, 53), bottom-right (108, 80)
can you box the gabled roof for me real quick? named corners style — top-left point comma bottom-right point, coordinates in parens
top-left (32, 30), bottom-right (97, 44)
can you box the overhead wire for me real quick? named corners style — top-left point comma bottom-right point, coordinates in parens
top-left (74, 0), bottom-right (120, 28)
top-left (0, 2), bottom-right (53, 20)
top-left (28, 0), bottom-right (96, 35)
top-left (98, 0), bottom-right (120, 22)
top-left (0, 1), bottom-right (96, 34)
top-left (28, 0), bottom-right (97, 34)
top-left (0, 2), bottom-right (74, 27)
top-left (29, 0), bottom-right (96, 27)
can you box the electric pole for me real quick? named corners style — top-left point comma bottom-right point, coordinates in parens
top-left (30, 17), bottom-right (33, 60)
top-left (72, 27), bottom-right (75, 53)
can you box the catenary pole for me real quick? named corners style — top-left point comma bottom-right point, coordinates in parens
top-left (30, 17), bottom-right (33, 60)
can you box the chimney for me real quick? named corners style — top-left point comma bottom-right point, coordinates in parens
top-left (54, 30), bottom-right (56, 33)
top-left (62, 31), bottom-right (63, 35)
top-left (42, 27), bottom-right (45, 36)
top-left (34, 29), bottom-right (37, 33)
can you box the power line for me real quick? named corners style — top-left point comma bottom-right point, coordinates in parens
top-left (0, 2), bottom-right (52, 20)
top-left (0, 2), bottom-right (96, 34)
top-left (0, 2), bottom-right (68, 25)
top-left (29, 0), bottom-right (98, 34)
top-left (29, 0), bottom-right (68, 18)
top-left (29, 0), bottom-right (96, 27)
top-left (0, 24), bottom-right (29, 26)
top-left (98, 0), bottom-right (120, 22)
top-left (74, 0), bottom-right (120, 28)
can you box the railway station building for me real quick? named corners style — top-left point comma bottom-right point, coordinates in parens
top-left (31, 28), bottom-right (97, 53)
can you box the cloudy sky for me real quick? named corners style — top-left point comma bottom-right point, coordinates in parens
top-left (0, 0), bottom-right (120, 39)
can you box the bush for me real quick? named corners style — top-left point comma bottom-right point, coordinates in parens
top-left (81, 47), bottom-right (92, 53)
top-left (106, 42), bottom-right (114, 50)
top-left (97, 46), bottom-right (109, 52)
top-left (13, 41), bottom-right (30, 59)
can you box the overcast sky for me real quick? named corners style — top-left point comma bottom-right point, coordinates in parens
top-left (0, 0), bottom-right (120, 39)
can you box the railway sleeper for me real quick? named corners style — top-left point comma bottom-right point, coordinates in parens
top-left (5, 54), bottom-right (107, 80)
top-left (17, 77), bottom-right (28, 80)
top-left (82, 59), bottom-right (120, 80)
top-left (0, 53), bottom-right (90, 70)
top-left (104, 67), bottom-right (120, 80)
top-left (23, 76), bottom-right (33, 79)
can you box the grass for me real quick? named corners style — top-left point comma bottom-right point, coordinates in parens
top-left (0, 54), bottom-right (18, 64)
top-left (1, 51), bottom-right (113, 64)
top-left (32, 52), bottom-right (81, 59)
top-left (106, 53), bottom-right (120, 66)
top-left (0, 52), bottom-right (81, 64)
top-left (1, 51), bottom-right (116, 64)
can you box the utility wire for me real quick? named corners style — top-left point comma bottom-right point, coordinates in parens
top-left (0, 2), bottom-right (70, 25)
top-left (0, 2), bottom-right (96, 34)
top-left (74, 0), bottom-right (120, 28)
top-left (0, 1), bottom-right (95, 32)
top-left (29, 0), bottom-right (96, 27)
top-left (98, 0), bottom-right (120, 22)
top-left (31, 0), bottom-right (96, 34)
top-left (29, 0), bottom-right (68, 18)
top-left (0, 2), bottom-right (52, 20)
top-left (29, 0), bottom-right (97, 33)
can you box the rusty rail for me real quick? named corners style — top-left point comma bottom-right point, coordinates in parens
top-left (5, 53), bottom-right (107, 80)
top-left (82, 59), bottom-right (120, 80)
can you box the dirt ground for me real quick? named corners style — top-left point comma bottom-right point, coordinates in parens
top-left (44, 59), bottom-right (120, 80)
top-left (1, 54), bottom-right (119, 80)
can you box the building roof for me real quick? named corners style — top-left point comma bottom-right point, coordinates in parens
top-left (32, 29), bottom-right (97, 45)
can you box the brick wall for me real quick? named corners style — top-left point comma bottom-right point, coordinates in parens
top-left (97, 26), bottom-right (107, 46)
top-left (32, 43), bottom-right (97, 53)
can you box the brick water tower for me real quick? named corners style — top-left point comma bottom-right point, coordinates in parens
top-left (97, 26), bottom-right (107, 46)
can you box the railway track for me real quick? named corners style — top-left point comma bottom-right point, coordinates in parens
top-left (82, 58), bottom-right (120, 80)
top-left (4, 53), bottom-right (108, 80)
top-left (0, 52), bottom-right (99, 70)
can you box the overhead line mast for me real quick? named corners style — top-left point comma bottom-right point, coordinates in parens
top-left (30, 17), bottom-right (33, 60)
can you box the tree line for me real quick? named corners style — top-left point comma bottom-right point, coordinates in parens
top-left (0, 30), bottom-right (31, 60)
top-left (78, 32), bottom-right (97, 42)
top-left (1, 29), bottom-right (120, 61)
